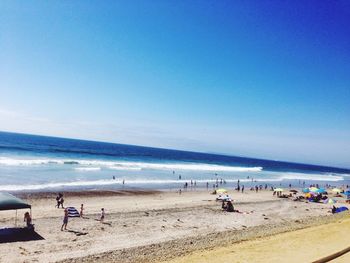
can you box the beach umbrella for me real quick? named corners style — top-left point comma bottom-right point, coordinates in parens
top-left (309, 187), bottom-right (319, 192)
top-left (332, 188), bottom-right (341, 193)
top-left (216, 189), bottom-right (228, 193)
top-left (302, 188), bottom-right (310, 193)
top-left (274, 188), bottom-right (283, 192)
top-left (305, 192), bottom-right (317, 198)
top-left (315, 188), bottom-right (327, 194)
top-left (217, 194), bottom-right (231, 201)
top-left (327, 199), bottom-right (336, 204)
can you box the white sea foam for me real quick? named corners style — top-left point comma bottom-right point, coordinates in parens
top-left (108, 166), bottom-right (142, 171)
top-left (0, 171), bottom-right (345, 191)
top-left (0, 157), bottom-right (262, 172)
top-left (0, 157), bottom-right (62, 166)
top-left (75, 167), bottom-right (101, 171)
top-left (278, 172), bottom-right (344, 182)
top-left (0, 180), bottom-right (119, 191)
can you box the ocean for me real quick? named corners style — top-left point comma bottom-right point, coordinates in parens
top-left (0, 131), bottom-right (349, 192)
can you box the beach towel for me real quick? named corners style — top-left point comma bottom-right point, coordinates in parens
top-left (67, 207), bottom-right (80, 217)
top-left (335, 207), bottom-right (349, 213)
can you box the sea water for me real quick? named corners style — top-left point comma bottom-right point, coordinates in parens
top-left (0, 131), bottom-right (349, 192)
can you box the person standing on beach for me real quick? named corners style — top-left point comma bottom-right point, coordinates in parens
top-left (61, 208), bottom-right (68, 231)
top-left (242, 185), bottom-right (244, 193)
top-left (24, 212), bottom-right (32, 228)
top-left (80, 204), bottom-right (84, 217)
top-left (60, 196), bottom-right (64, 208)
top-left (100, 208), bottom-right (105, 222)
top-left (55, 193), bottom-right (63, 208)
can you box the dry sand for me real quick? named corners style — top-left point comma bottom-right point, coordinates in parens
top-left (163, 215), bottom-right (350, 263)
top-left (0, 189), bottom-right (348, 263)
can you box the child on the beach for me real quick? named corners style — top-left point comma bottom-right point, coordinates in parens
top-left (80, 204), bottom-right (84, 217)
top-left (61, 208), bottom-right (68, 231)
top-left (100, 208), bottom-right (105, 222)
top-left (59, 196), bottom-right (64, 208)
top-left (24, 212), bottom-right (32, 228)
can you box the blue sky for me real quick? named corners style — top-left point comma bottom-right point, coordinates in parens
top-left (1, 1), bottom-right (349, 167)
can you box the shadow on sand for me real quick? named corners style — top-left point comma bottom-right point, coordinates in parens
top-left (0, 227), bottom-right (44, 243)
top-left (67, 230), bottom-right (88, 236)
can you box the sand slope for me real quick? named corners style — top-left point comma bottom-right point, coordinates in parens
top-left (164, 217), bottom-right (350, 263)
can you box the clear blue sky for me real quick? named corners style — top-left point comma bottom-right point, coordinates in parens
top-left (1, 1), bottom-right (349, 168)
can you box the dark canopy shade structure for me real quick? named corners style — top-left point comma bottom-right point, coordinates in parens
top-left (0, 192), bottom-right (31, 211)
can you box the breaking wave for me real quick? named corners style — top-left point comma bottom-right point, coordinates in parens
top-left (0, 157), bottom-right (262, 172)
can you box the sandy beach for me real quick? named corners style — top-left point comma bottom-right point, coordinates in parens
top-left (163, 216), bottom-right (350, 263)
top-left (0, 189), bottom-right (349, 263)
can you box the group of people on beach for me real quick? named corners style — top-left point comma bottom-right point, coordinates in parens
top-left (57, 194), bottom-right (106, 231)
top-left (55, 193), bottom-right (64, 208)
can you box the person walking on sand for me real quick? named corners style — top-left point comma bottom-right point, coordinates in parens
top-left (61, 208), bottom-right (68, 231)
top-left (80, 204), bottom-right (84, 217)
top-left (100, 208), bottom-right (105, 222)
top-left (55, 193), bottom-right (63, 208)
top-left (59, 196), bottom-right (64, 208)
